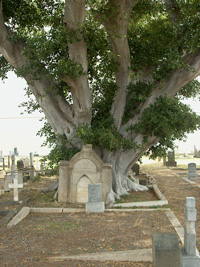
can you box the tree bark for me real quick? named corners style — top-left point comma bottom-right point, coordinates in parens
top-left (63, 0), bottom-right (92, 125)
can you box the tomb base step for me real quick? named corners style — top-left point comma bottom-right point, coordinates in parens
top-left (86, 201), bottom-right (105, 213)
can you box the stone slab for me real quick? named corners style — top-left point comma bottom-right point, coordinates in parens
top-left (7, 207), bottom-right (30, 229)
top-left (0, 210), bottom-right (17, 227)
top-left (86, 201), bottom-right (105, 212)
top-left (148, 184), bottom-right (168, 201)
top-left (181, 247), bottom-right (200, 267)
top-left (62, 208), bottom-right (84, 213)
top-left (165, 209), bottom-right (184, 244)
top-left (188, 173), bottom-right (199, 178)
top-left (30, 208), bottom-right (63, 213)
top-left (113, 200), bottom-right (168, 208)
top-left (47, 248), bottom-right (152, 262)
top-left (152, 233), bottom-right (181, 267)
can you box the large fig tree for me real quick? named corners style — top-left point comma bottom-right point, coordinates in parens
top-left (1, 0), bottom-right (200, 204)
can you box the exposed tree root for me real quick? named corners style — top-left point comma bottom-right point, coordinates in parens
top-left (39, 181), bottom-right (58, 193)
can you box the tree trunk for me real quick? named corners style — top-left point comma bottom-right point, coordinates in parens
top-left (101, 145), bottom-right (150, 207)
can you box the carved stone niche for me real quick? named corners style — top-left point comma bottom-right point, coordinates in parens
top-left (58, 144), bottom-right (112, 204)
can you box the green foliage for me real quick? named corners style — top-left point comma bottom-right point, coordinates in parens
top-left (129, 95), bottom-right (200, 157)
top-left (1, 0), bottom-right (200, 165)
top-left (75, 122), bottom-right (134, 152)
top-left (0, 56), bottom-right (14, 80)
top-left (178, 80), bottom-right (200, 99)
top-left (123, 82), bottom-right (153, 123)
top-left (38, 122), bottom-right (80, 173)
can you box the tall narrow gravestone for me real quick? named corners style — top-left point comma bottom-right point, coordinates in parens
top-left (166, 150), bottom-right (177, 167)
top-left (10, 155), bottom-right (16, 180)
top-left (181, 197), bottom-right (200, 267)
top-left (188, 163), bottom-right (199, 179)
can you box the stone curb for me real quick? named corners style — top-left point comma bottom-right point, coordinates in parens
top-left (7, 207), bottom-right (30, 229)
top-left (172, 172), bottom-right (200, 189)
top-left (7, 207), bottom-right (85, 229)
top-left (47, 248), bottom-right (152, 262)
top-left (7, 207), bottom-right (170, 229)
top-left (0, 210), bottom-right (17, 227)
top-left (113, 184), bottom-right (168, 208)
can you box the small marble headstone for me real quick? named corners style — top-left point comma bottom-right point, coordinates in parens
top-left (88, 183), bottom-right (102, 202)
top-left (188, 163), bottom-right (199, 179)
top-left (86, 183), bottom-right (105, 213)
top-left (181, 197), bottom-right (200, 266)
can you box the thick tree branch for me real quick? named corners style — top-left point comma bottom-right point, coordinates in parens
top-left (103, 0), bottom-right (138, 130)
top-left (0, 3), bottom-right (75, 140)
top-left (164, 0), bottom-right (181, 25)
top-left (64, 0), bottom-right (92, 125)
top-left (120, 49), bottom-right (200, 136)
top-left (25, 78), bottom-right (76, 139)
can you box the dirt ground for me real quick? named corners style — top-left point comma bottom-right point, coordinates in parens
top-left (0, 163), bottom-right (200, 266)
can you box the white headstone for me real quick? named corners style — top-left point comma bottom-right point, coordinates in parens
top-left (188, 163), bottom-right (199, 179)
top-left (184, 197), bottom-right (196, 256)
top-left (181, 197), bottom-right (200, 267)
top-left (86, 183), bottom-right (105, 213)
top-left (8, 174), bottom-right (23, 201)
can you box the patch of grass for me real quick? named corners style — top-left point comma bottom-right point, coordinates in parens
top-left (31, 174), bottom-right (41, 182)
top-left (115, 189), bottom-right (157, 204)
top-left (33, 221), bottom-right (81, 234)
top-left (34, 192), bottom-right (55, 203)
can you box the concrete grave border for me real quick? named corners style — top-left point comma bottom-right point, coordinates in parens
top-left (172, 172), bottom-right (200, 189)
top-left (113, 184), bottom-right (168, 208)
top-left (6, 206), bottom-right (190, 263)
top-left (7, 207), bottom-right (182, 243)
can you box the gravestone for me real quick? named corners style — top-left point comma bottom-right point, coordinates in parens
top-left (23, 158), bottom-right (30, 168)
top-left (10, 155), bottom-right (16, 180)
top-left (58, 144), bottom-right (112, 204)
top-left (14, 147), bottom-right (19, 156)
top-left (17, 160), bottom-right (24, 170)
top-left (86, 183), bottom-right (105, 212)
top-left (8, 174), bottom-right (23, 201)
top-left (166, 150), bottom-right (177, 167)
top-left (181, 197), bottom-right (200, 267)
top-left (132, 163), bottom-right (140, 176)
top-left (40, 164), bottom-right (45, 175)
top-left (30, 152), bottom-right (33, 167)
top-left (187, 163), bottom-right (199, 179)
top-left (152, 233), bottom-right (181, 267)
top-left (4, 175), bottom-right (10, 191)
top-left (17, 171), bottom-right (23, 184)
top-left (7, 156), bottom-right (10, 168)
top-left (194, 146), bottom-right (200, 158)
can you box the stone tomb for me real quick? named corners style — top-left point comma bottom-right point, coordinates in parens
top-left (58, 145), bottom-right (112, 204)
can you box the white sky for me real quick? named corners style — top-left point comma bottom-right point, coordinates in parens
top-left (0, 72), bottom-right (50, 156)
top-left (0, 72), bottom-right (200, 156)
